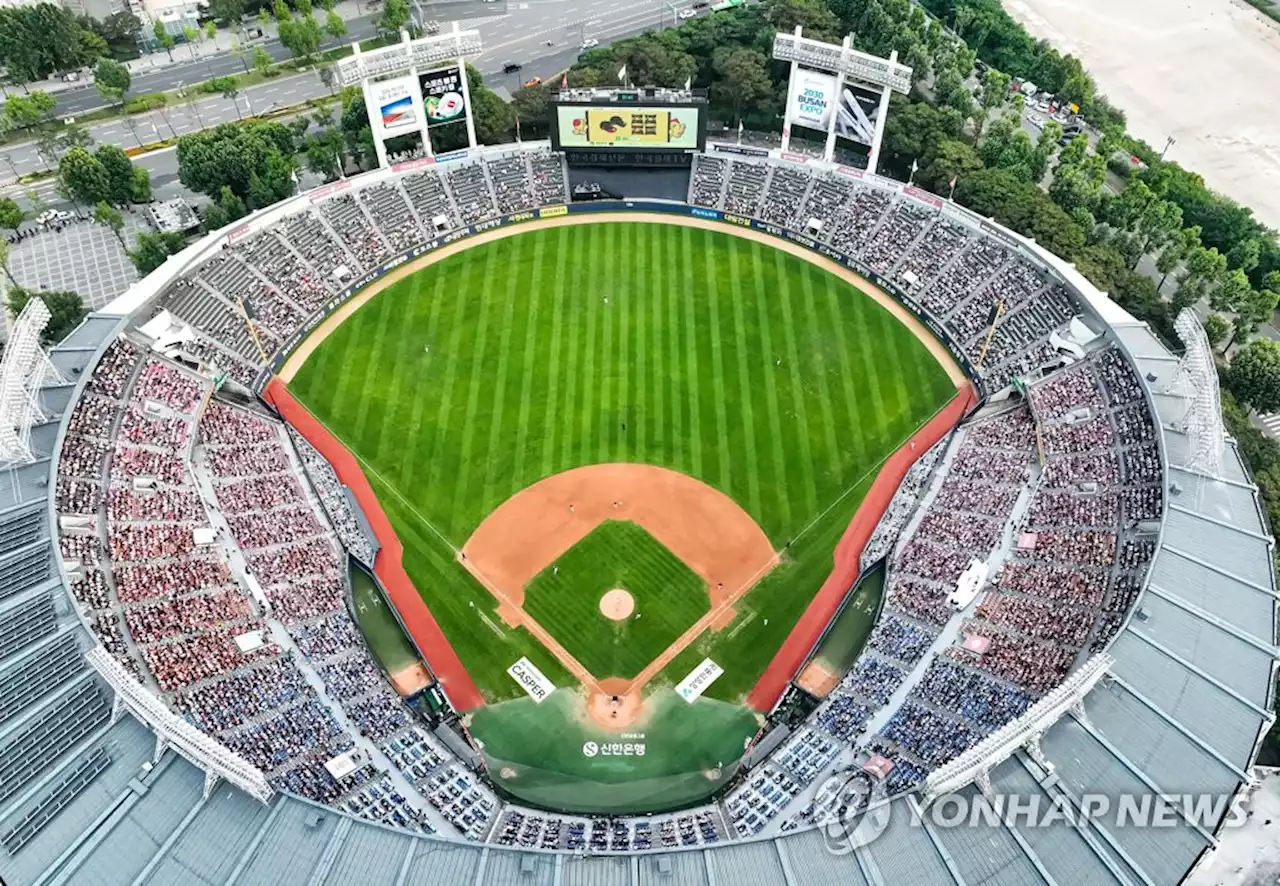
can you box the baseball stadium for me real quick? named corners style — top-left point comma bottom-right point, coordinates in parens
top-left (0, 90), bottom-right (1274, 886)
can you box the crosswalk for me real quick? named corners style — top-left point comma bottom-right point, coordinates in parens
top-left (1254, 412), bottom-right (1280, 440)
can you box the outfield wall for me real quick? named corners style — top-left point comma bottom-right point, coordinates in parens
top-left (744, 384), bottom-right (977, 712)
top-left (261, 379), bottom-right (487, 712)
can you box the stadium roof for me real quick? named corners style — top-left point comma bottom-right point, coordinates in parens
top-left (2, 159), bottom-right (1276, 886)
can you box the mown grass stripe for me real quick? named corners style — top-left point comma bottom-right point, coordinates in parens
top-left (823, 264), bottom-right (870, 471)
top-left (615, 222), bottom-right (632, 462)
top-left (634, 226), bottom-right (648, 458)
top-left (480, 233), bottom-right (525, 512)
top-left (748, 240), bottom-right (793, 529)
top-left (541, 226), bottom-right (571, 478)
top-left (578, 223), bottom-right (601, 465)
top-left (557, 226), bottom-right (584, 471)
top-left (350, 269), bottom-right (400, 441)
top-left (680, 226), bottom-right (704, 478)
top-left (421, 250), bottom-right (477, 494)
top-left (666, 223), bottom-right (686, 472)
top-left (649, 224), bottom-right (667, 464)
top-left (373, 271), bottom-right (424, 462)
top-left (512, 228), bottom-right (548, 489)
top-left (725, 236), bottom-right (763, 520)
top-left (386, 270), bottom-right (447, 484)
top-left (600, 222), bottom-right (616, 458)
top-left (448, 245), bottom-right (502, 537)
top-left (797, 260), bottom-right (842, 483)
top-left (772, 248), bottom-right (819, 518)
top-left (702, 228), bottom-right (733, 498)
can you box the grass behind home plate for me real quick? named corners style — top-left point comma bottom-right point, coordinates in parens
top-left (291, 221), bottom-right (955, 702)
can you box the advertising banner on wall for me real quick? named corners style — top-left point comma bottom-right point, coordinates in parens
top-left (418, 65), bottom-right (467, 128)
top-left (371, 75), bottom-right (424, 140)
top-left (787, 69), bottom-right (839, 131)
top-left (833, 81), bottom-right (884, 146)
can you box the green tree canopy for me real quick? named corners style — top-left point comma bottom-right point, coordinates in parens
top-left (129, 230), bottom-right (187, 274)
top-left (6, 286), bottom-right (86, 344)
top-left (176, 121), bottom-right (298, 208)
top-left (1228, 338), bottom-right (1280, 414)
top-left (93, 57), bottom-right (131, 104)
top-left (57, 146), bottom-right (111, 207)
top-left (0, 197), bottom-right (21, 230)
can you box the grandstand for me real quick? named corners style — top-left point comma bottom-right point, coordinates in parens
top-left (0, 139), bottom-right (1273, 886)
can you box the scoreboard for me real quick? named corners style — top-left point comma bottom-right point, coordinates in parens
top-left (550, 93), bottom-right (707, 165)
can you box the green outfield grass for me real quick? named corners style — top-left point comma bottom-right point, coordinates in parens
top-left (468, 688), bottom-right (759, 813)
top-left (292, 220), bottom-right (955, 704)
top-left (523, 521), bottom-right (708, 679)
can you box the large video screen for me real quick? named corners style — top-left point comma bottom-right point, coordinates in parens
top-left (554, 106), bottom-right (702, 150)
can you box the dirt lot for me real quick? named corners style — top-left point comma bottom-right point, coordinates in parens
top-left (1004, 0), bottom-right (1280, 228)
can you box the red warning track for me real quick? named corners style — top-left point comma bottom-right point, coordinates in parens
top-left (745, 384), bottom-right (979, 713)
top-left (263, 378), bottom-right (486, 712)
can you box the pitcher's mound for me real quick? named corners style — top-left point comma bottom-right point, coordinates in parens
top-left (600, 588), bottom-right (635, 620)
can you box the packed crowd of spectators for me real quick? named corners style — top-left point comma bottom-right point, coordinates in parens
top-left (860, 439), bottom-right (946, 570)
top-left (290, 429), bottom-right (378, 565)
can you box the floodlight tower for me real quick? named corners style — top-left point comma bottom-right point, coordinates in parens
top-left (0, 298), bottom-right (66, 467)
top-left (1164, 307), bottom-right (1225, 476)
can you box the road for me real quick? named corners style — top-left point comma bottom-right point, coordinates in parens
top-left (30, 0), bottom-right (690, 118)
top-left (1, 0), bottom-right (698, 184)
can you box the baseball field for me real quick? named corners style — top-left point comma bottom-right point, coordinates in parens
top-left (286, 217), bottom-right (959, 811)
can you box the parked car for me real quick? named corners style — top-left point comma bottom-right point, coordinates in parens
top-left (1028, 113), bottom-right (1045, 128)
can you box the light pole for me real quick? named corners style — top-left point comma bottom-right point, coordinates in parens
top-left (1160, 134), bottom-right (1176, 160)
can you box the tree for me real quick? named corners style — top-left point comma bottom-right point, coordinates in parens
top-left (1227, 237), bottom-right (1262, 274)
top-left (920, 138), bottom-right (982, 195)
top-left (0, 238), bottom-right (15, 286)
top-left (5, 286), bottom-right (86, 344)
top-left (182, 25), bottom-right (200, 60)
top-left (933, 68), bottom-right (973, 119)
top-left (4, 91), bottom-right (56, 132)
top-left (207, 0), bottom-right (246, 26)
top-left (130, 166), bottom-right (152, 202)
top-left (92, 200), bottom-right (127, 250)
top-left (0, 4), bottom-right (95, 82)
top-left (0, 197), bottom-right (21, 230)
top-left (709, 47), bottom-right (772, 124)
top-left (176, 121), bottom-right (298, 207)
top-left (766, 0), bottom-right (840, 43)
top-left (303, 128), bottom-right (345, 180)
top-left (57, 146), bottom-right (111, 207)
top-left (97, 11), bottom-right (143, 52)
top-left (93, 57), bottom-right (131, 105)
top-left (975, 67), bottom-right (1010, 136)
top-left (1228, 338), bottom-right (1280, 414)
top-left (153, 19), bottom-right (176, 62)
top-left (129, 230), bottom-right (187, 274)
top-left (1208, 267), bottom-right (1251, 316)
top-left (469, 86), bottom-right (514, 145)
top-left (96, 144), bottom-right (136, 205)
top-left (1227, 285), bottom-right (1280, 352)
top-left (58, 123), bottom-right (94, 153)
top-left (376, 0), bottom-right (411, 37)
top-left (252, 45), bottom-right (273, 76)
top-left (1173, 245), bottom-right (1226, 312)
top-left (1203, 314), bottom-right (1231, 351)
top-left (324, 10), bottom-right (346, 40)
top-left (318, 64), bottom-right (337, 94)
top-left (277, 3), bottom-right (322, 62)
